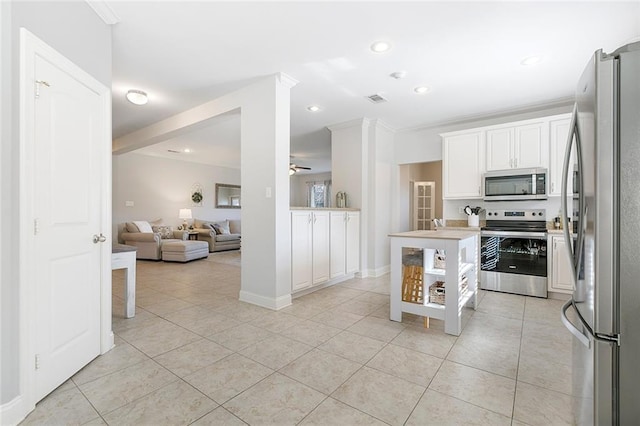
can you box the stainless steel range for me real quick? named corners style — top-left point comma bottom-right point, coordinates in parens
top-left (480, 209), bottom-right (547, 297)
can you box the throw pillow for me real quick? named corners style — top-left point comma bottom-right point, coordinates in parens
top-left (125, 222), bottom-right (140, 233)
top-left (152, 225), bottom-right (174, 239)
top-left (133, 220), bottom-right (153, 233)
top-left (212, 221), bottom-right (230, 235)
top-left (204, 223), bottom-right (217, 234)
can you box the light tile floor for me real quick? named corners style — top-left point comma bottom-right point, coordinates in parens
top-left (21, 251), bottom-right (576, 425)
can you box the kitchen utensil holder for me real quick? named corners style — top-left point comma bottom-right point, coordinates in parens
top-left (468, 214), bottom-right (479, 227)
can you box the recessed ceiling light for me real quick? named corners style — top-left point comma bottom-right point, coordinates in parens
top-left (370, 41), bottom-right (391, 53)
top-left (389, 71), bottom-right (407, 80)
top-left (307, 105), bottom-right (321, 112)
top-left (520, 55), bottom-right (543, 66)
top-left (414, 86), bottom-right (430, 94)
top-left (126, 89), bottom-right (148, 105)
top-left (183, 148), bottom-right (191, 153)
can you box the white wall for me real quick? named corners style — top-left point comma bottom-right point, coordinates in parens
top-left (370, 121), bottom-right (394, 275)
top-left (331, 120), bottom-right (368, 274)
top-left (289, 172), bottom-right (332, 207)
top-left (1, 0), bottom-right (111, 417)
top-left (112, 153), bottom-right (241, 240)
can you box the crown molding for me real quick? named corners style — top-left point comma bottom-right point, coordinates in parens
top-left (277, 72), bottom-right (299, 89)
top-left (86, 1), bottom-right (120, 25)
top-left (326, 118), bottom-right (371, 132)
top-left (399, 96), bottom-right (574, 134)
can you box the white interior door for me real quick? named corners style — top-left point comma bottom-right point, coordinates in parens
top-left (22, 30), bottom-right (108, 402)
top-left (412, 181), bottom-right (435, 230)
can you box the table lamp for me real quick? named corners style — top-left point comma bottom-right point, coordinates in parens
top-left (179, 208), bottom-right (192, 230)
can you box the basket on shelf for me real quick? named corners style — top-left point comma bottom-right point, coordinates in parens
top-left (428, 276), bottom-right (468, 305)
top-left (433, 250), bottom-right (446, 269)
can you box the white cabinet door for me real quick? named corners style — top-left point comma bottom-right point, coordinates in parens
top-left (312, 211), bottom-right (330, 284)
top-left (485, 128), bottom-right (513, 171)
top-left (443, 131), bottom-right (483, 199)
top-left (486, 122), bottom-right (546, 171)
top-left (549, 116), bottom-right (572, 196)
top-left (346, 212), bottom-right (360, 274)
top-left (514, 122), bottom-right (547, 169)
top-left (291, 211), bottom-right (312, 291)
top-left (330, 212), bottom-right (347, 279)
top-left (550, 235), bottom-right (573, 294)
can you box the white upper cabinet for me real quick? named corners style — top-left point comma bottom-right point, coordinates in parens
top-left (548, 115), bottom-right (572, 196)
top-left (486, 121), bottom-right (547, 171)
top-left (485, 127), bottom-right (513, 171)
top-left (442, 131), bottom-right (484, 199)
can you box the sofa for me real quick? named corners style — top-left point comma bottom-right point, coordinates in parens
top-left (119, 220), bottom-right (188, 260)
top-left (193, 219), bottom-right (241, 252)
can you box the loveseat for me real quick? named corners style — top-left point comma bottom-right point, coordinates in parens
top-left (193, 219), bottom-right (241, 252)
top-left (119, 220), bottom-right (188, 260)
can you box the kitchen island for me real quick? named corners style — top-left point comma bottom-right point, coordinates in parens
top-left (389, 230), bottom-right (478, 336)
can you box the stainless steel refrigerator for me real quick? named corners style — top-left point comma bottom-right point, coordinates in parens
top-left (560, 42), bottom-right (640, 425)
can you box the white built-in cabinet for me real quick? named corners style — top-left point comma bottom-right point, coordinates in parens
top-left (549, 234), bottom-right (573, 294)
top-left (548, 116), bottom-right (572, 196)
top-left (441, 113), bottom-right (571, 200)
top-left (345, 211), bottom-right (360, 274)
top-left (485, 121), bottom-right (547, 171)
top-left (442, 131), bottom-right (484, 199)
top-left (292, 209), bottom-right (360, 293)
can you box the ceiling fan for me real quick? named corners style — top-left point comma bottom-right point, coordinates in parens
top-left (289, 163), bottom-right (311, 175)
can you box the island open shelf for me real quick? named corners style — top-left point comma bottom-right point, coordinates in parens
top-left (389, 230), bottom-right (478, 336)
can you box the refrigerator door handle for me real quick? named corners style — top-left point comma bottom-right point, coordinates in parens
top-left (561, 104), bottom-right (579, 290)
top-left (561, 299), bottom-right (591, 348)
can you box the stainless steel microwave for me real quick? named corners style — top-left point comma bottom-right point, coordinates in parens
top-left (484, 168), bottom-right (547, 201)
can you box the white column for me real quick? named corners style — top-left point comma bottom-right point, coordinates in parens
top-left (239, 73), bottom-right (297, 309)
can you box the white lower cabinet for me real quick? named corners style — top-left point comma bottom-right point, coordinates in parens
top-left (292, 209), bottom-right (360, 293)
top-left (312, 211), bottom-right (330, 284)
top-left (346, 212), bottom-right (360, 274)
top-left (549, 234), bottom-right (573, 294)
top-left (291, 211), bottom-right (313, 292)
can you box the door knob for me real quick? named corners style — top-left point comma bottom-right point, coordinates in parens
top-left (93, 234), bottom-right (107, 244)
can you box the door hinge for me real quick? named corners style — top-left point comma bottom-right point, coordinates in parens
top-left (35, 80), bottom-right (50, 99)
top-left (595, 332), bottom-right (621, 346)
top-left (34, 218), bottom-right (39, 235)
top-left (35, 354), bottom-right (41, 370)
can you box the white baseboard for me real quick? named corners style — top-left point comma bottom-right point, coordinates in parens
top-left (0, 395), bottom-right (30, 426)
top-left (239, 290), bottom-right (292, 310)
top-left (292, 274), bottom-right (356, 299)
top-left (366, 264), bottom-right (390, 278)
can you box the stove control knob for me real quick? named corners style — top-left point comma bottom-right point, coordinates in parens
top-left (539, 212), bottom-right (544, 216)
top-left (531, 212), bottom-right (536, 216)
top-left (488, 212), bottom-right (492, 216)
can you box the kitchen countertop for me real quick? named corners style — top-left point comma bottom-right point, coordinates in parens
top-left (436, 226), bottom-right (481, 232)
top-left (388, 230), bottom-right (478, 240)
top-left (290, 207), bottom-right (360, 211)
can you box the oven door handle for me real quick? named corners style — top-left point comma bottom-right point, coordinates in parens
top-left (481, 230), bottom-right (547, 239)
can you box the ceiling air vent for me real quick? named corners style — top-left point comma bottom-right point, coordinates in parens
top-left (366, 93), bottom-right (387, 104)
top-left (167, 149), bottom-right (180, 153)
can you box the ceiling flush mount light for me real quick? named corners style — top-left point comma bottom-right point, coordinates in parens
top-left (520, 55), bottom-right (543, 66)
top-left (126, 89), bottom-right (148, 105)
top-left (307, 105), bottom-right (321, 112)
top-left (414, 86), bottom-right (430, 94)
top-left (370, 41), bottom-right (391, 53)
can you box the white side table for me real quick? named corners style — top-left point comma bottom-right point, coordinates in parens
top-left (112, 244), bottom-right (137, 318)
